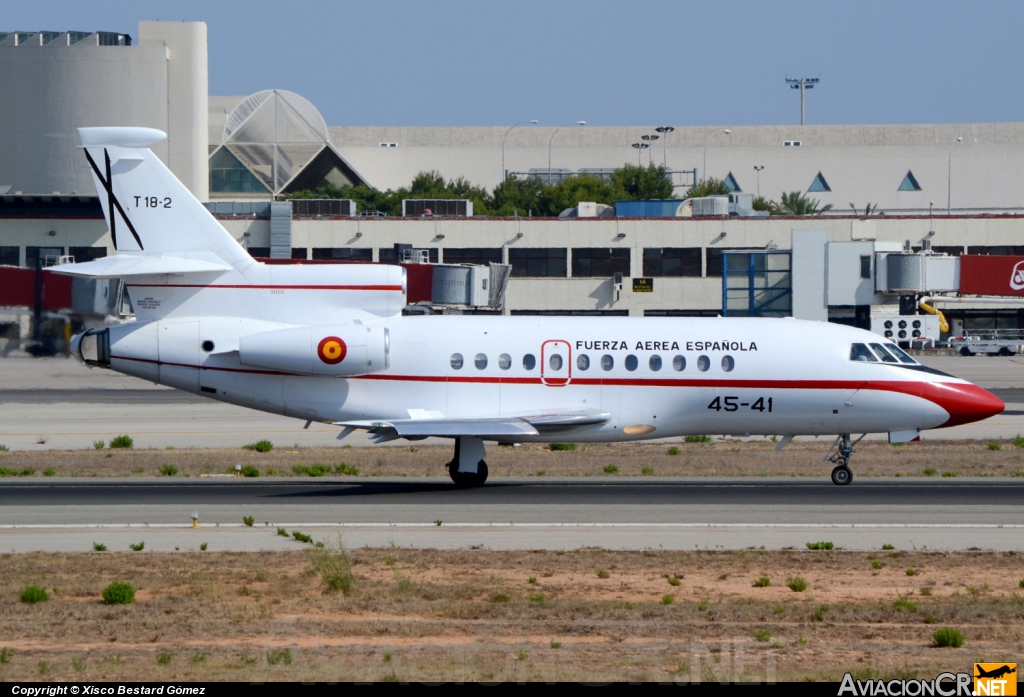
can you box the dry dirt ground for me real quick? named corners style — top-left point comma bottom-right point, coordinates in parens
top-left (0, 549), bottom-right (1021, 682)
top-left (2, 439), bottom-right (1024, 479)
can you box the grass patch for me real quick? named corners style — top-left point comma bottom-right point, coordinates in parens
top-left (988, 442), bottom-right (1002, 451)
top-left (310, 546), bottom-right (355, 594)
top-left (529, 593), bottom-right (545, 603)
top-left (492, 593), bottom-right (510, 603)
top-left (549, 640), bottom-right (561, 649)
top-left (920, 586), bottom-right (932, 596)
top-left (92, 542), bottom-right (106, 552)
top-left (20, 586), bottom-right (50, 604)
top-left (1013, 435), bottom-right (1024, 449)
top-left (335, 463), bottom-right (360, 475)
top-left (602, 464), bottom-right (619, 474)
top-left (753, 577), bottom-right (771, 588)
top-left (240, 465), bottom-right (260, 478)
top-left (684, 435), bottom-right (712, 443)
top-left (243, 516), bottom-right (254, 527)
top-left (596, 569), bottom-right (609, 579)
top-left (277, 527), bottom-right (288, 537)
top-left (872, 560), bottom-right (883, 569)
top-left (158, 464), bottom-right (178, 477)
top-left (266, 648), bottom-right (292, 666)
top-left (0, 648), bottom-right (11, 664)
top-left (931, 627), bottom-right (964, 648)
top-left (805, 541), bottom-right (834, 550)
top-left (109, 435), bottom-right (133, 449)
top-left (200, 543), bottom-right (208, 551)
top-left (812, 604), bottom-right (830, 621)
top-left (641, 467), bottom-right (654, 475)
top-left (941, 471), bottom-right (956, 477)
top-left (753, 628), bottom-right (771, 642)
top-left (0, 467), bottom-right (35, 477)
top-left (772, 604), bottom-right (786, 614)
top-left (129, 541), bottom-right (144, 551)
top-left (243, 440), bottom-right (274, 453)
top-left (0, 445), bottom-right (8, 452)
top-left (894, 597), bottom-right (917, 613)
top-left (668, 576), bottom-right (681, 586)
top-left (102, 582), bottom-right (135, 605)
top-left (786, 577), bottom-right (808, 592)
top-left (922, 467), bottom-right (937, 476)
top-left (548, 443), bottom-right (577, 451)
top-left (291, 531), bottom-right (313, 544)
top-left (906, 567), bottom-right (916, 576)
top-left (43, 469), bottom-right (55, 477)
top-left (882, 544), bottom-right (895, 550)
top-left (661, 595), bottom-right (674, 605)
top-left (157, 653), bottom-right (172, 666)
top-left (667, 446), bottom-right (681, 455)
top-left (292, 464), bottom-right (332, 477)
top-left (92, 440), bottom-right (105, 450)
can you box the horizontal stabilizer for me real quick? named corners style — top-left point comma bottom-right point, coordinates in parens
top-left (336, 409), bottom-right (610, 443)
top-left (49, 255), bottom-right (232, 279)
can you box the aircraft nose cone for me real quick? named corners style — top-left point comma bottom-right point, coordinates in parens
top-left (935, 383), bottom-right (1005, 428)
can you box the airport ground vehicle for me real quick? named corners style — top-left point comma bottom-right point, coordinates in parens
top-left (949, 330), bottom-right (1024, 356)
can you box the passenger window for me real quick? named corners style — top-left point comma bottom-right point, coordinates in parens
top-left (721, 355), bottom-right (734, 372)
top-left (885, 343), bottom-right (917, 364)
top-left (672, 355), bottom-right (685, 371)
top-left (474, 353), bottom-right (488, 369)
top-left (549, 353), bottom-right (563, 370)
top-left (850, 343), bottom-right (877, 362)
top-left (523, 354), bottom-right (536, 370)
top-left (498, 353), bottom-right (511, 370)
top-left (601, 354), bottom-right (614, 371)
top-left (869, 343), bottom-right (898, 363)
top-left (697, 355), bottom-right (710, 372)
top-left (649, 355), bottom-right (662, 371)
top-left (625, 355), bottom-right (638, 371)
top-left (577, 354), bottom-right (590, 370)
top-left (450, 353), bottom-right (464, 370)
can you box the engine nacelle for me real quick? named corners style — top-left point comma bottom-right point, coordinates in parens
top-left (239, 325), bottom-right (389, 376)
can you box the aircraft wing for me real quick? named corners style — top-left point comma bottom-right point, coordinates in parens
top-left (335, 410), bottom-right (610, 443)
top-left (49, 254), bottom-right (232, 278)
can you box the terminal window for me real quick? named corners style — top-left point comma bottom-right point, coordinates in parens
top-left (379, 248), bottom-right (438, 264)
top-left (643, 248), bottom-right (701, 277)
top-left (571, 248), bottom-right (630, 278)
top-left (69, 247), bottom-right (108, 263)
top-left (312, 248), bottom-right (372, 261)
top-left (0, 246), bottom-right (18, 267)
top-left (509, 248), bottom-right (567, 277)
top-left (442, 248), bottom-right (502, 265)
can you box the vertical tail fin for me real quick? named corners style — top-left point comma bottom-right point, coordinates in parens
top-left (79, 127), bottom-right (251, 271)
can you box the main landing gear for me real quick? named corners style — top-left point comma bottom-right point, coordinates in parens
top-left (446, 437), bottom-right (489, 488)
top-left (823, 434), bottom-right (865, 486)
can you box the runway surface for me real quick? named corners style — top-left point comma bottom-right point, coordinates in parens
top-left (3, 478), bottom-right (1022, 552)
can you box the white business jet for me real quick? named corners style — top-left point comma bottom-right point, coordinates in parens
top-left (57, 128), bottom-right (1004, 487)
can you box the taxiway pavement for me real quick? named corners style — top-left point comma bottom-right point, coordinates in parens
top-left (2, 478), bottom-right (1021, 552)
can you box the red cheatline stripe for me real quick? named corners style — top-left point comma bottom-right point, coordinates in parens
top-left (125, 284), bottom-right (402, 291)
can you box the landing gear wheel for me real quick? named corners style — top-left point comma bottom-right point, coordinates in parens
top-left (446, 460), bottom-right (489, 488)
top-left (960, 347), bottom-right (975, 357)
top-left (831, 465), bottom-right (853, 486)
top-left (999, 347), bottom-right (1014, 357)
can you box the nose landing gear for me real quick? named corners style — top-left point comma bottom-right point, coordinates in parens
top-left (824, 434), bottom-right (864, 486)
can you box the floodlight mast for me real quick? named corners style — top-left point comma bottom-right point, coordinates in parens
top-left (785, 76), bottom-right (819, 125)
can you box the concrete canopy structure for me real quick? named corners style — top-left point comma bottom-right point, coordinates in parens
top-left (208, 90), bottom-right (367, 199)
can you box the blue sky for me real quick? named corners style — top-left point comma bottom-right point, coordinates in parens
top-left (11, 1), bottom-right (1024, 127)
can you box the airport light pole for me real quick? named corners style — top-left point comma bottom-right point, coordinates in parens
top-left (502, 120), bottom-right (538, 181)
top-left (655, 126), bottom-right (674, 168)
top-left (947, 136), bottom-right (962, 215)
top-left (702, 128), bottom-right (730, 183)
top-left (548, 121), bottom-right (586, 184)
top-left (753, 165), bottom-right (765, 197)
top-left (786, 76), bottom-right (819, 125)
top-left (631, 142), bottom-right (649, 166)
top-left (641, 134), bottom-right (659, 166)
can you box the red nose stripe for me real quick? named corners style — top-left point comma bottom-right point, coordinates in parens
top-left (874, 381), bottom-right (1004, 428)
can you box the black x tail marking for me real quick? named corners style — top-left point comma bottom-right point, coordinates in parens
top-left (84, 147), bottom-right (144, 251)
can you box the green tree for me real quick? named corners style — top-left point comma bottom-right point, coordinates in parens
top-left (490, 175), bottom-right (546, 216)
top-left (752, 196), bottom-right (782, 215)
top-left (536, 173), bottom-right (615, 216)
top-left (609, 163), bottom-right (674, 201)
top-left (779, 191), bottom-right (833, 215)
top-left (683, 177), bottom-right (731, 199)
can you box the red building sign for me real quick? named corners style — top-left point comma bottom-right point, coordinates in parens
top-left (959, 255), bottom-right (1024, 296)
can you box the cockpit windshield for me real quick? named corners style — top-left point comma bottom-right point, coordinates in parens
top-left (884, 343), bottom-right (918, 364)
top-left (869, 343), bottom-right (899, 363)
top-left (850, 343), bottom-right (877, 362)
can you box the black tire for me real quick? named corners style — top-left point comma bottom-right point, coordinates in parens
top-left (447, 460), bottom-right (489, 487)
top-left (830, 465), bottom-right (853, 486)
top-left (999, 347), bottom-right (1014, 357)
top-left (959, 347), bottom-right (975, 357)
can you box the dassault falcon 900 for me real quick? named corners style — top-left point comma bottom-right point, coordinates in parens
top-left (56, 128), bottom-right (1004, 487)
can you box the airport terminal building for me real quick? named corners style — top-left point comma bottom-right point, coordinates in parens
top-left (4, 21), bottom-right (1024, 343)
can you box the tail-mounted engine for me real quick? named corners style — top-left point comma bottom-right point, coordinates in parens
top-left (239, 325), bottom-right (389, 376)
